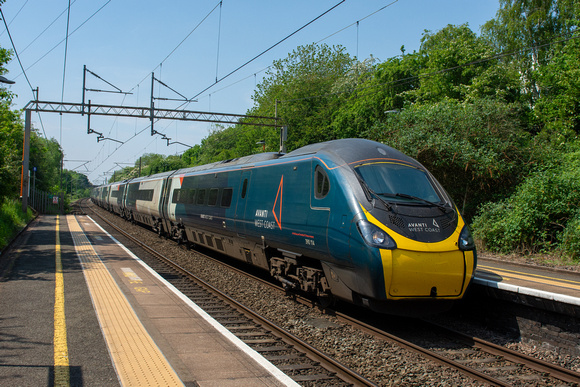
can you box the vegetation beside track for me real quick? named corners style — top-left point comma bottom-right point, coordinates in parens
top-left (0, 199), bottom-right (33, 251)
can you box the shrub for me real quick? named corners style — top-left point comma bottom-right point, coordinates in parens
top-left (0, 199), bottom-right (33, 250)
top-left (365, 99), bottom-right (536, 220)
top-left (559, 212), bottom-right (580, 261)
top-left (472, 148), bottom-right (580, 257)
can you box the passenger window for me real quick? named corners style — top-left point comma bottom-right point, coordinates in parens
top-left (221, 188), bottom-right (233, 207)
top-left (188, 189), bottom-right (196, 204)
top-left (314, 166), bottom-right (330, 199)
top-left (208, 188), bottom-right (219, 206)
top-left (241, 179), bottom-right (248, 199)
top-left (196, 189), bottom-right (207, 205)
top-left (172, 189), bottom-right (181, 203)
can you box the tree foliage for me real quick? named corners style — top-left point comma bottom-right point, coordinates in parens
top-left (248, 43), bottom-right (355, 150)
top-left (365, 99), bottom-right (537, 220)
top-left (472, 147), bottom-right (580, 257)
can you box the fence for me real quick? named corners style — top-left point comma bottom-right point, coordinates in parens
top-left (29, 188), bottom-right (64, 214)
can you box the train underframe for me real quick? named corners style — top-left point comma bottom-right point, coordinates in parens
top-left (147, 215), bottom-right (335, 306)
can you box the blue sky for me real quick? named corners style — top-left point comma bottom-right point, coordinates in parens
top-left (1, 0), bottom-right (500, 184)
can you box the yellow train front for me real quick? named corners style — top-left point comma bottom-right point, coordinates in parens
top-left (311, 139), bottom-right (477, 316)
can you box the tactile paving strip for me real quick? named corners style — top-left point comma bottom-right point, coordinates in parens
top-left (67, 215), bottom-right (184, 386)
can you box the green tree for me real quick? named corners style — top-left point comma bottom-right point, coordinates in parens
top-left (411, 24), bottom-right (495, 103)
top-left (249, 43), bottom-right (355, 150)
top-left (535, 32), bottom-right (580, 138)
top-left (482, 0), bottom-right (579, 107)
top-left (29, 133), bottom-right (63, 193)
top-left (0, 103), bottom-right (23, 198)
top-left (62, 170), bottom-right (92, 199)
top-left (472, 147), bottom-right (580, 257)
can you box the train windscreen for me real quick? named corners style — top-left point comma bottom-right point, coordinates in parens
top-left (355, 162), bottom-right (444, 205)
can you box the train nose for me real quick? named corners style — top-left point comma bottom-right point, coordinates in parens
top-left (386, 250), bottom-right (466, 298)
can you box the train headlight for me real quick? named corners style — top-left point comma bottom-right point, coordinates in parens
top-left (357, 219), bottom-right (397, 249)
top-left (458, 226), bottom-right (475, 251)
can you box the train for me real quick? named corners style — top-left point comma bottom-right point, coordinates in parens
top-left (91, 138), bottom-right (477, 316)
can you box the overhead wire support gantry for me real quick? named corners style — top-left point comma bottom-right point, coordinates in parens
top-left (20, 66), bottom-right (282, 213)
top-left (24, 100), bottom-right (280, 128)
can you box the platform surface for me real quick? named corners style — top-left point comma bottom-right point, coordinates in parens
top-left (475, 257), bottom-right (580, 307)
top-left (0, 215), bottom-right (297, 386)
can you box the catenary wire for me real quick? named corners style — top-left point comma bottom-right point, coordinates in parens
top-left (0, 8), bottom-right (48, 138)
top-left (189, 0), bottom-right (346, 100)
top-left (20, 0), bottom-right (78, 55)
top-left (14, 0), bottom-right (111, 79)
top-left (0, 0), bottom-right (28, 38)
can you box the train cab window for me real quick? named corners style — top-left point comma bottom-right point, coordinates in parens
top-left (314, 166), bottom-right (330, 199)
top-left (197, 189), bottom-right (207, 205)
top-left (221, 188), bottom-right (233, 207)
top-left (241, 179), bottom-right (248, 199)
top-left (208, 188), bottom-right (219, 206)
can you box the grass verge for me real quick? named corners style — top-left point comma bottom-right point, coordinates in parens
top-left (0, 199), bottom-right (34, 251)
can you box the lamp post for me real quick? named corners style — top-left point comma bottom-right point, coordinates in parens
top-left (0, 75), bottom-right (15, 84)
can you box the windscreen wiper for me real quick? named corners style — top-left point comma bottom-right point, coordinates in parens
top-left (354, 173), bottom-right (393, 212)
top-left (392, 192), bottom-right (452, 213)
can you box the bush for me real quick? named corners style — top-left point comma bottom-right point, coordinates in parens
top-left (559, 212), bottom-right (580, 260)
top-left (365, 99), bottom-right (536, 220)
top-left (0, 199), bottom-right (34, 250)
top-left (472, 148), bottom-right (580, 258)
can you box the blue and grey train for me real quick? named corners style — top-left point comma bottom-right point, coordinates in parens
top-left (91, 139), bottom-right (477, 316)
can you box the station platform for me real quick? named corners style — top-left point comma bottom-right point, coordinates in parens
top-left (474, 257), bottom-right (580, 317)
top-left (0, 214), bottom-right (297, 386)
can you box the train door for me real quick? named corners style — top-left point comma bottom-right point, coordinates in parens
top-left (159, 177), bottom-right (173, 234)
top-left (234, 170), bottom-right (252, 236)
top-left (309, 161), bottom-right (331, 254)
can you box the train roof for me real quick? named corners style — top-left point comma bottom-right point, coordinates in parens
top-left (174, 152), bottom-right (283, 175)
top-left (96, 139), bottom-right (423, 188)
top-left (282, 138), bottom-right (422, 169)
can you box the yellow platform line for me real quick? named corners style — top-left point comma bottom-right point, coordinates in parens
top-left (479, 265), bottom-right (580, 291)
top-left (67, 215), bottom-right (184, 387)
top-left (54, 215), bottom-right (70, 386)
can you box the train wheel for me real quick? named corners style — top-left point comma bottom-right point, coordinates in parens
top-left (317, 294), bottom-right (334, 309)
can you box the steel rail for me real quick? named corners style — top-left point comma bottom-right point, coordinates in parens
top-left (431, 323), bottom-right (580, 385)
top-left (334, 312), bottom-right (511, 387)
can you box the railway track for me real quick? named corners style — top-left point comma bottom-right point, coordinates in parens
top-left (336, 312), bottom-right (580, 386)
top-left (78, 199), bottom-right (375, 386)
top-left (79, 199), bottom-right (580, 386)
